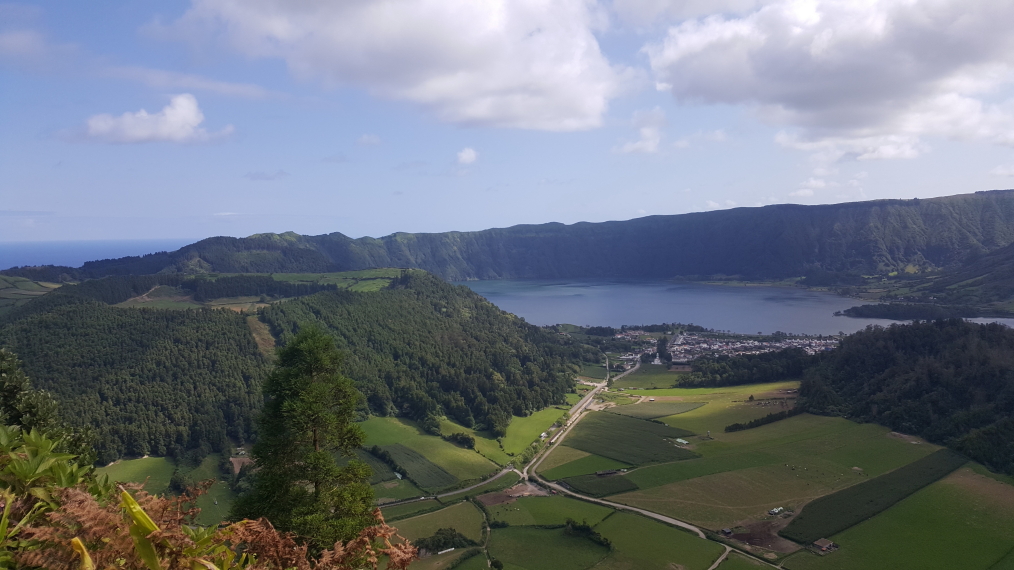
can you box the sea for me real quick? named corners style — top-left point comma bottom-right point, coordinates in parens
top-left (458, 279), bottom-right (1014, 335)
top-left (0, 239), bottom-right (195, 271)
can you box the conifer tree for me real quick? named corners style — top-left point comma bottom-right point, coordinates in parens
top-left (231, 327), bottom-right (375, 550)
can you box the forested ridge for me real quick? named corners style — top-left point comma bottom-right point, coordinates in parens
top-left (0, 270), bottom-right (591, 463)
top-left (798, 319), bottom-right (1014, 474)
top-left (9, 190), bottom-right (1014, 281)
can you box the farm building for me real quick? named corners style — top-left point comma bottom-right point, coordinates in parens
top-left (675, 438), bottom-right (689, 445)
top-left (768, 507), bottom-right (784, 515)
top-left (813, 539), bottom-right (837, 552)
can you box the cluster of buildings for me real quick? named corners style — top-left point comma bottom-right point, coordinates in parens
top-left (664, 333), bottom-right (838, 361)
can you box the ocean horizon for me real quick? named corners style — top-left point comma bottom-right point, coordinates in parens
top-left (0, 239), bottom-right (197, 271)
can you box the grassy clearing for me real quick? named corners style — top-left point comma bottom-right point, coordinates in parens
top-left (617, 363), bottom-right (685, 389)
top-left (486, 496), bottom-right (613, 527)
top-left (614, 416), bottom-right (941, 529)
top-left (579, 363), bottom-right (607, 379)
top-left (447, 552), bottom-right (488, 570)
top-left (97, 454), bottom-right (234, 525)
top-left (717, 553), bottom-right (771, 570)
top-left (560, 474), bottom-right (639, 497)
top-left (345, 449), bottom-right (396, 484)
top-left (438, 471), bottom-right (522, 505)
top-left (564, 393), bottom-right (582, 405)
top-left (383, 444), bottom-right (458, 491)
top-left (0, 276), bottom-right (58, 314)
top-left (438, 418), bottom-right (512, 466)
top-left (779, 449), bottom-right (967, 544)
top-left (361, 417), bottom-right (498, 482)
top-left (374, 479), bottom-right (425, 503)
top-left (380, 499), bottom-right (442, 520)
top-left (607, 401), bottom-right (706, 419)
top-left (502, 407), bottom-right (567, 456)
top-left (592, 512), bottom-right (726, 570)
top-left (630, 381), bottom-right (799, 436)
top-left (781, 467), bottom-right (1014, 570)
top-left (488, 527), bottom-right (609, 570)
top-left (564, 412), bottom-right (696, 466)
top-left (536, 445), bottom-right (589, 472)
top-left (539, 453), bottom-right (629, 480)
top-left (392, 501), bottom-right (485, 543)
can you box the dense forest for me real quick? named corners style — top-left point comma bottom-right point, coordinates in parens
top-left (9, 190), bottom-right (1014, 281)
top-left (260, 271), bottom-right (594, 436)
top-left (675, 348), bottom-right (815, 387)
top-left (0, 270), bottom-right (592, 462)
top-left (798, 320), bottom-right (1014, 474)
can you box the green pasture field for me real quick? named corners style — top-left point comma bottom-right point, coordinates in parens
top-left (717, 553), bottom-right (770, 570)
top-left (536, 445), bottom-right (589, 472)
top-left (560, 473), bottom-right (639, 497)
top-left (486, 496), bottom-right (613, 527)
top-left (592, 512), bottom-right (726, 570)
top-left (345, 449), bottom-right (397, 484)
top-left (0, 276), bottom-right (58, 314)
top-left (539, 452), bottom-right (629, 480)
top-left (380, 498), bottom-right (442, 520)
top-left (579, 363), bottom-right (607, 379)
top-left (563, 412), bottom-right (696, 466)
top-left (607, 401), bottom-right (705, 419)
top-left (437, 418), bottom-right (513, 466)
top-left (374, 478), bottom-right (425, 503)
top-left (613, 415), bottom-right (940, 529)
top-left (618, 363), bottom-right (685, 389)
top-left (628, 381), bottom-right (800, 436)
top-left (381, 548), bottom-right (479, 570)
top-left (596, 391), bottom-right (637, 406)
top-left (382, 444), bottom-right (458, 491)
top-left (391, 501), bottom-right (485, 543)
top-left (97, 454), bottom-right (235, 525)
top-left (779, 449), bottom-right (967, 544)
top-left (487, 527), bottom-right (610, 570)
top-left (446, 552), bottom-right (487, 570)
top-left (437, 471), bottom-right (521, 504)
top-left (781, 467), bottom-right (1014, 570)
top-left (501, 407), bottom-right (567, 456)
top-left (360, 417), bottom-right (498, 482)
top-left (564, 393), bottom-right (582, 405)
top-left (269, 269), bottom-right (399, 291)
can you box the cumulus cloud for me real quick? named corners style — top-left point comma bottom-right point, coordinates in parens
top-left (457, 147), bottom-right (478, 164)
top-left (85, 94), bottom-right (232, 144)
top-left (615, 107), bottom-right (666, 153)
top-left (992, 165), bottom-right (1014, 177)
top-left (160, 0), bottom-right (630, 131)
top-left (644, 0), bottom-right (1014, 160)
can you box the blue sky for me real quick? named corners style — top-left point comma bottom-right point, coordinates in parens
top-left (3, 0), bottom-right (1014, 242)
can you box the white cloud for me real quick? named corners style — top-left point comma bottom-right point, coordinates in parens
top-left (789, 188), bottom-right (814, 197)
top-left (705, 200), bottom-right (721, 209)
top-left (0, 29), bottom-right (76, 70)
top-left (106, 66), bottom-right (275, 99)
top-left (358, 134), bottom-right (381, 146)
top-left (85, 94), bottom-right (232, 144)
top-left (992, 165), bottom-right (1014, 177)
top-left (615, 107), bottom-right (666, 153)
top-left (644, 1), bottom-right (1014, 159)
top-left (163, 0), bottom-right (631, 131)
top-left (457, 147), bottom-right (478, 164)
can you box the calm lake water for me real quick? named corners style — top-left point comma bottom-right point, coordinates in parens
top-left (459, 279), bottom-right (1014, 335)
top-left (0, 239), bottom-right (195, 270)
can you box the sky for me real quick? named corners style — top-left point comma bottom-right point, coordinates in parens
top-left (3, 0), bottom-right (1014, 243)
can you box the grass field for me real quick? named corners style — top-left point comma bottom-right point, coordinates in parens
top-left (717, 553), bottom-right (771, 570)
top-left (781, 467), bottom-right (1014, 570)
top-left (391, 501), bottom-right (485, 543)
top-left (447, 552), bottom-right (488, 570)
top-left (579, 363), bottom-right (607, 379)
top-left (606, 401), bottom-right (706, 419)
top-left (539, 452), bottom-right (630, 480)
top-left (560, 473), bottom-right (639, 497)
top-left (360, 417), bottom-right (498, 483)
top-left (438, 471), bottom-right (522, 505)
top-left (486, 496), bottom-right (613, 527)
top-left (536, 445), bottom-right (589, 472)
top-left (564, 393), bottom-right (582, 405)
top-left (592, 512), bottom-right (726, 570)
top-left (779, 449), bottom-right (967, 544)
top-left (380, 499), bottom-right (443, 521)
top-left (438, 418), bottom-right (513, 466)
top-left (374, 478), bottom-right (426, 503)
top-left (488, 527), bottom-right (610, 570)
top-left (382, 444), bottom-right (459, 491)
top-left (629, 381), bottom-right (800, 436)
top-left (97, 454), bottom-right (234, 525)
top-left (612, 415), bottom-right (940, 529)
top-left (563, 412), bottom-right (696, 466)
top-left (0, 276), bottom-right (59, 314)
top-left (616, 363), bottom-right (684, 389)
top-left (501, 408), bottom-right (567, 456)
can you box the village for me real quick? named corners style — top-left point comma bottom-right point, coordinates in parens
top-left (615, 330), bottom-right (839, 365)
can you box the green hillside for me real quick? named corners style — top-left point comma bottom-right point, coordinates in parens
top-left (10, 190), bottom-right (1014, 281)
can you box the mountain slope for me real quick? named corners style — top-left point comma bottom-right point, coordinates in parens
top-left (8, 190), bottom-right (1014, 281)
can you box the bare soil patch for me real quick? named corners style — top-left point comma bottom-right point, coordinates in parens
top-left (730, 518), bottom-right (801, 553)
top-left (477, 482), bottom-right (548, 506)
top-left (229, 457), bottom-right (253, 475)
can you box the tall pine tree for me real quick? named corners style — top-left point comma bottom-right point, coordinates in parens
top-left (231, 327), bottom-right (375, 550)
